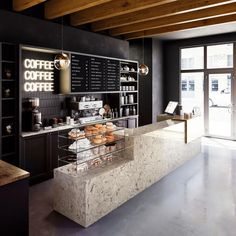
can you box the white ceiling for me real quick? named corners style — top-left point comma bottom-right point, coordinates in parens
top-left (153, 22), bottom-right (236, 40)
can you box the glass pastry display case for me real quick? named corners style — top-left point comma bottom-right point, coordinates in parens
top-left (57, 122), bottom-right (126, 174)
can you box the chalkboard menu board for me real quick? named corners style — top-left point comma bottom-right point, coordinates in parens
top-left (106, 59), bottom-right (120, 91)
top-left (71, 54), bottom-right (89, 92)
top-left (71, 53), bottom-right (120, 92)
top-left (90, 57), bottom-right (106, 91)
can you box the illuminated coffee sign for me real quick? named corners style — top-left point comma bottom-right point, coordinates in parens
top-left (23, 59), bottom-right (54, 92)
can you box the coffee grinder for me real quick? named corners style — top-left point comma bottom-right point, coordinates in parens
top-left (23, 97), bottom-right (42, 131)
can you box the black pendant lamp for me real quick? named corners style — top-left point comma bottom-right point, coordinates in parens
top-left (54, 17), bottom-right (70, 70)
top-left (139, 38), bottom-right (149, 76)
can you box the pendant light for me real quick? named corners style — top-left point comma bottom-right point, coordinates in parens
top-left (139, 38), bottom-right (149, 76)
top-left (54, 17), bottom-right (70, 70)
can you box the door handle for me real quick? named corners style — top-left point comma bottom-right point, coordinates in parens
top-left (228, 104), bottom-right (233, 113)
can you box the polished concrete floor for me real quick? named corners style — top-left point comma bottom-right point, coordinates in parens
top-left (29, 138), bottom-right (236, 236)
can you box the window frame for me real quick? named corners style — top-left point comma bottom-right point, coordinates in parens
top-left (179, 42), bottom-right (236, 139)
top-left (179, 42), bottom-right (235, 105)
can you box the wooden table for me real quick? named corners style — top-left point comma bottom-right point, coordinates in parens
top-left (172, 115), bottom-right (202, 143)
top-left (0, 160), bottom-right (29, 186)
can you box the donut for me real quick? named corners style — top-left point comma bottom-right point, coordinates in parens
top-left (91, 127), bottom-right (99, 135)
top-left (106, 135), bottom-right (115, 142)
top-left (91, 158), bottom-right (102, 166)
top-left (106, 122), bottom-right (113, 127)
top-left (99, 127), bottom-right (107, 133)
top-left (68, 129), bottom-right (83, 139)
top-left (78, 133), bottom-right (86, 138)
top-left (106, 126), bottom-right (114, 131)
top-left (85, 126), bottom-right (94, 131)
top-left (95, 124), bottom-right (103, 129)
top-left (95, 135), bottom-right (102, 139)
top-left (93, 138), bottom-right (102, 144)
top-left (85, 130), bottom-right (92, 136)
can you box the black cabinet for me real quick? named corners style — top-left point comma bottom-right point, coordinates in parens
top-left (20, 132), bottom-right (58, 184)
top-left (50, 132), bottom-right (59, 171)
top-left (0, 178), bottom-right (29, 236)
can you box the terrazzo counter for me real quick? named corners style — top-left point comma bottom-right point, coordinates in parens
top-left (53, 119), bottom-right (201, 227)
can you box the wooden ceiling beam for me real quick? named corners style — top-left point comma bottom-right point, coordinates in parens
top-left (124, 14), bottom-right (236, 40)
top-left (92, 0), bottom-right (236, 32)
top-left (13, 0), bottom-right (46, 11)
top-left (110, 2), bottom-right (236, 36)
top-left (70, 0), bottom-right (177, 26)
top-left (45, 0), bottom-right (113, 20)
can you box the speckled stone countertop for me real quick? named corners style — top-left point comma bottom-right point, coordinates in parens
top-left (0, 160), bottom-right (30, 186)
top-left (21, 115), bottom-right (138, 138)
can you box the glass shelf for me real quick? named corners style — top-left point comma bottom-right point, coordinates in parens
top-left (58, 122), bottom-right (126, 173)
top-left (58, 136), bottom-right (125, 154)
top-left (120, 103), bottom-right (138, 106)
top-left (58, 146), bottom-right (125, 166)
top-left (58, 126), bottom-right (125, 141)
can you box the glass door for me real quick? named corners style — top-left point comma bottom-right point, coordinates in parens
top-left (181, 73), bottom-right (204, 113)
top-left (180, 43), bottom-right (235, 140)
top-left (206, 73), bottom-right (233, 138)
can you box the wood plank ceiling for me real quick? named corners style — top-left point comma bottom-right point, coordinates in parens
top-left (12, 0), bottom-right (236, 40)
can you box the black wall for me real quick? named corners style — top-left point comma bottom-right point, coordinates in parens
top-left (130, 38), bottom-right (164, 126)
top-left (163, 32), bottom-right (236, 107)
top-left (152, 39), bottom-right (163, 123)
top-left (130, 39), bottom-right (153, 126)
top-left (0, 9), bottom-right (165, 126)
top-left (0, 10), bottom-right (129, 59)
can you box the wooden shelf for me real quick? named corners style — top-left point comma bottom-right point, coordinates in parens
top-left (2, 152), bottom-right (16, 158)
top-left (2, 134), bottom-right (15, 138)
top-left (2, 98), bottom-right (15, 101)
top-left (2, 116), bottom-right (15, 119)
top-left (120, 115), bottom-right (138, 118)
top-left (120, 70), bottom-right (138, 73)
top-left (120, 61), bottom-right (139, 127)
top-left (0, 60), bottom-right (14, 63)
top-left (120, 103), bottom-right (138, 106)
top-left (0, 43), bottom-right (19, 167)
top-left (120, 90), bottom-right (138, 93)
top-left (1, 79), bottom-right (15, 82)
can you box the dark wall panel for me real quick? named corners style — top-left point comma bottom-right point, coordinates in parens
top-left (129, 39), bottom-right (153, 126)
top-left (0, 10), bottom-right (129, 59)
top-left (152, 39), bottom-right (163, 122)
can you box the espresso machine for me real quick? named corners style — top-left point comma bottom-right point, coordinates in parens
top-left (70, 96), bottom-right (103, 124)
top-left (23, 97), bottom-right (42, 131)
